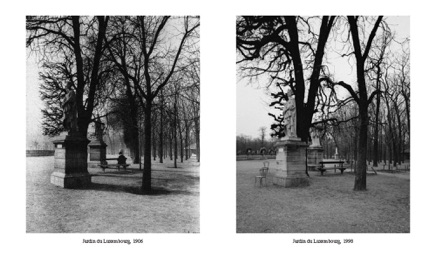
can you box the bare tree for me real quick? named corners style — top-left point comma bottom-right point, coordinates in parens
top-left (237, 16), bottom-right (336, 142)
top-left (27, 16), bottom-right (110, 173)
top-left (259, 126), bottom-right (267, 147)
top-left (322, 16), bottom-right (384, 190)
top-left (367, 28), bottom-right (393, 167)
top-left (105, 16), bottom-right (199, 193)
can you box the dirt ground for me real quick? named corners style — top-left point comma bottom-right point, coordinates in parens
top-left (26, 156), bottom-right (199, 233)
top-left (237, 160), bottom-right (410, 233)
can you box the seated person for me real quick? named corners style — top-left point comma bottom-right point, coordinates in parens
top-left (117, 151), bottom-right (127, 165)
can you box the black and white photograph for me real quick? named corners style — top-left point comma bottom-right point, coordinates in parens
top-left (3, 0), bottom-right (436, 263)
top-left (236, 16), bottom-right (410, 233)
top-left (26, 15), bottom-right (200, 233)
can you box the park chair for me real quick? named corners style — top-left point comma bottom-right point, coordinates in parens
top-left (263, 161), bottom-right (270, 168)
top-left (255, 166), bottom-right (269, 187)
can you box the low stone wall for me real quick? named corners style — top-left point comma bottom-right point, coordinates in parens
top-left (26, 150), bottom-right (55, 157)
top-left (237, 155), bottom-right (275, 161)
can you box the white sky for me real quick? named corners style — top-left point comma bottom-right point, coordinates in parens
top-left (26, 52), bottom-right (44, 143)
top-left (237, 16), bottom-right (410, 139)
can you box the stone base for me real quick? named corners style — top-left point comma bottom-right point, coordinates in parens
top-left (51, 134), bottom-right (91, 188)
top-left (50, 171), bottom-right (91, 188)
top-left (88, 139), bottom-right (107, 168)
top-left (274, 138), bottom-right (310, 188)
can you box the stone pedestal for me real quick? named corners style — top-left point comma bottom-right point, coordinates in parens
top-left (51, 135), bottom-right (91, 188)
top-left (274, 137), bottom-right (310, 187)
top-left (307, 146), bottom-right (324, 171)
top-left (88, 139), bottom-right (107, 168)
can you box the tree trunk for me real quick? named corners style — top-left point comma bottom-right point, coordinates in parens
top-left (185, 122), bottom-right (191, 159)
top-left (388, 101), bottom-right (398, 166)
top-left (164, 138), bottom-right (167, 159)
top-left (353, 58), bottom-right (369, 191)
top-left (180, 132), bottom-right (184, 163)
top-left (403, 90), bottom-right (410, 136)
top-left (159, 97), bottom-right (164, 163)
top-left (178, 117), bottom-right (184, 163)
top-left (385, 94), bottom-right (393, 166)
top-left (354, 125), bottom-right (358, 163)
top-left (287, 16), bottom-right (335, 142)
top-left (194, 117), bottom-right (200, 162)
top-left (354, 108), bottom-right (368, 190)
top-left (382, 129), bottom-right (386, 164)
top-left (152, 126), bottom-right (157, 161)
top-left (141, 99), bottom-right (152, 193)
top-left (393, 98), bottom-right (403, 164)
top-left (173, 106), bottom-right (178, 168)
top-left (348, 15), bottom-right (383, 191)
top-left (373, 90), bottom-right (381, 167)
top-left (138, 122), bottom-right (142, 168)
top-left (169, 133), bottom-right (173, 161)
top-left (130, 126), bottom-right (140, 163)
top-left (126, 85), bottom-right (140, 164)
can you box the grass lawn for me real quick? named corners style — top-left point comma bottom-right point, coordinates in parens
top-left (26, 156), bottom-right (199, 233)
top-left (237, 160), bottom-right (409, 233)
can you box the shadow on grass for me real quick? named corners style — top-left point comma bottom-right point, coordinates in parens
top-left (81, 182), bottom-right (193, 196)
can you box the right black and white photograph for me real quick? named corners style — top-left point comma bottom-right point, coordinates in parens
top-left (236, 16), bottom-right (410, 233)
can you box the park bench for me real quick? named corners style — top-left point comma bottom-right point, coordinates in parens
top-left (318, 160), bottom-right (347, 176)
top-left (99, 158), bottom-right (130, 172)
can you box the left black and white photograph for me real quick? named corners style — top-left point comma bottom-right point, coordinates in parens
top-left (26, 16), bottom-right (200, 233)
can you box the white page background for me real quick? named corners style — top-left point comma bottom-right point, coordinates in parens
top-left (2, 1), bottom-right (434, 263)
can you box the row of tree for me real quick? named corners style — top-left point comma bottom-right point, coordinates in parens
top-left (105, 62), bottom-right (200, 167)
top-left (319, 39), bottom-right (410, 167)
top-left (27, 16), bottom-right (200, 193)
top-left (236, 127), bottom-right (276, 155)
top-left (237, 16), bottom-right (409, 190)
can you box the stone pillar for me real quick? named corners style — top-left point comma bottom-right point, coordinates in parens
top-left (274, 138), bottom-right (310, 187)
top-left (51, 135), bottom-right (91, 188)
top-left (307, 146), bottom-right (324, 170)
top-left (88, 139), bottom-right (107, 168)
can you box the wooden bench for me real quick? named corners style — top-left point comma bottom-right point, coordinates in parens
top-left (318, 161), bottom-right (347, 176)
top-left (99, 158), bottom-right (130, 172)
